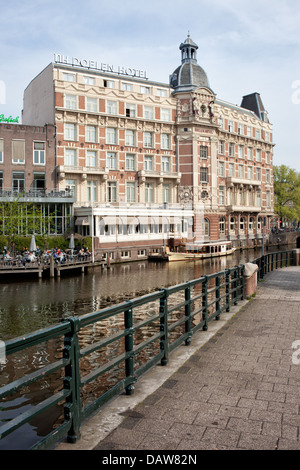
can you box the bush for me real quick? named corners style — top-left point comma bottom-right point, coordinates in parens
top-left (0, 235), bottom-right (84, 253)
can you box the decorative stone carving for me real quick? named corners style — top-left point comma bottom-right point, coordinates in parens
top-left (178, 186), bottom-right (193, 203)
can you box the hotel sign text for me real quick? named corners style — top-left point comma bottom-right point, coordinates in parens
top-left (54, 54), bottom-right (148, 79)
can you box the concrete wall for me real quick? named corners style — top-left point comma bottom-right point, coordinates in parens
top-left (22, 64), bottom-right (55, 126)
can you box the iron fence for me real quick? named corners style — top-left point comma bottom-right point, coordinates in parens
top-left (0, 250), bottom-right (295, 449)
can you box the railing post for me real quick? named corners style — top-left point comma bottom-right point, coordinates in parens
top-left (215, 275), bottom-right (221, 320)
top-left (226, 269), bottom-right (230, 312)
top-left (240, 265), bottom-right (244, 301)
top-left (233, 268), bottom-right (238, 305)
top-left (185, 282), bottom-right (192, 345)
top-left (63, 316), bottom-right (82, 444)
top-left (260, 256), bottom-right (265, 279)
top-left (160, 289), bottom-right (169, 366)
top-left (202, 276), bottom-right (208, 331)
top-left (124, 301), bottom-right (135, 395)
top-left (271, 253), bottom-right (274, 271)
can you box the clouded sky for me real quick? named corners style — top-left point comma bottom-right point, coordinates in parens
top-left (1, 0), bottom-right (300, 170)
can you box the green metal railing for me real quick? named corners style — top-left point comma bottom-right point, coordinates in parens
top-left (0, 250), bottom-right (294, 450)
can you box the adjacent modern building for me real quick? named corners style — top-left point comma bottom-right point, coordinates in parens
top-left (22, 35), bottom-right (275, 260)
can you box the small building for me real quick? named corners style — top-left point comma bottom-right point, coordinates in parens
top-left (0, 123), bottom-right (74, 236)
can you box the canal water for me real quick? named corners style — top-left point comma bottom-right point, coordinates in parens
top-left (0, 247), bottom-right (275, 449)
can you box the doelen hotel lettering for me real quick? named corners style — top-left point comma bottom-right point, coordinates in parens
top-left (54, 53), bottom-right (148, 79)
top-left (0, 115), bottom-right (19, 123)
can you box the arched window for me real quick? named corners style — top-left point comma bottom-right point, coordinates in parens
top-left (240, 217), bottom-right (245, 231)
top-left (230, 216), bottom-right (236, 232)
top-left (249, 217), bottom-right (254, 231)
top-left (258, 217), bottom-right (262, 231)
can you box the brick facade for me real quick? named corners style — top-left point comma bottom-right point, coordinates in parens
top-left (21, 36), bottom-right (275, 256)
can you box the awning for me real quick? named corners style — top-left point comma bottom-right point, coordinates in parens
top-left (100, 216), bottom-right (117, 225)
top-left (75, 217), bottom-right (89, 226)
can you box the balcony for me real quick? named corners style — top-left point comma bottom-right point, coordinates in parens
top-left (228, 205), bottom-right (261, 213)
top-left (138, 170), bottom-right (181, 181)
top-left (226, 177), bottom-right (261, 187)
top-left (57, 165), bottom-right (109, 179)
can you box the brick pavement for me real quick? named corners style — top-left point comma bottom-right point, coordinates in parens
top-left (57, 266), bottom-right (300, 451)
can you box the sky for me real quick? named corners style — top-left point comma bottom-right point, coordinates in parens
top-left (1, 0), bottom-right (300, 170)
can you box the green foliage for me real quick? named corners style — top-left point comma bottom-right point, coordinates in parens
top-left (273, 165), bottom-right (300, 222)
top-left (0, 235), bottom-right (83, 253)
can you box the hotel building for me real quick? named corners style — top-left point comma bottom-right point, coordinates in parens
top-left (22, 36), bottom-right (274, 260)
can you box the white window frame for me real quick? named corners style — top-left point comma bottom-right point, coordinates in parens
top-left (144, 106), bottom-right (154, 120)
top-left (86, 97), bottom-right (98, 113)
top-left (200, 167), bottom-right (208, 182)
top-left (86, 150), bottom-right (96, 167)
top-left (107, 152), bottom-right (117, 170)
top-left (12, 140), bottom-right (25, 164)
top-left (33, 142), bottom-right (46, 165)
top-left (62, 73), bottom-right (75, 82)
top-left (218, 161), bottom-right (225, 177)
top-left (65, 123), bottom-right (76, 141)
top-left (219, 186), bottom-right (225, 205)
top-left (65, 148), bottom-right (76, 166)
top-left (140, 86), bottom-right (150, 94)
top-left (161, 108), bottom-right (171, 122)
top-left (86, 125), bottom-right (97, 143)
top-left (156, 88), bottom-right (167, 97)
top-left (87, 180), bottom-right (97, 202)
top-left (125, 130), bottom-right (135, 146)
top-left (161, 156), bottom-right (170, 172)
top-left (122, 82), bottom-right (133, 91)
top-left (65, 94), bottom-right (77, 110)
top-left (144, 155), bottom-right (153, 171)
top-left (126, 182), bottom-right (136, 202)
top-left (238, 145), bottom-right (244, 159)
top-left (162, 183), bottom-right (170, 203)
top-left (247, 166), bottom-right (253, 180)
top-left (145, 183), bottom-right (154, 203)
top-left (125, 103), bottom-right (136, 118)
top-left (107, 100), bottom-right (117, 115)
top-left (125, 153), bottom-right (135, 171)
top-left (161, 133), bottom-right (170, 149)
top-left (106, 128), bottom-right (117, 145)
top-left (144, 132), bottom-right (153, 148)
top-left (238, 164), bottom-right (244, 179)
top-left (83, 76), bottom-right (95, 85)
top-left (107, 181), bottom-right (117, 202)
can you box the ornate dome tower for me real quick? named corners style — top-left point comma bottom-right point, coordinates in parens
top-left (170, 34), bottom-right (211, 92)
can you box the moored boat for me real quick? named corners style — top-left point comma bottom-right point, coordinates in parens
top-left (149, 240), bottom-right (236, 262)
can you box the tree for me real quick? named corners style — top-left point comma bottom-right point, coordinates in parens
top-left (273, 165), bottom-right (300, 225)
